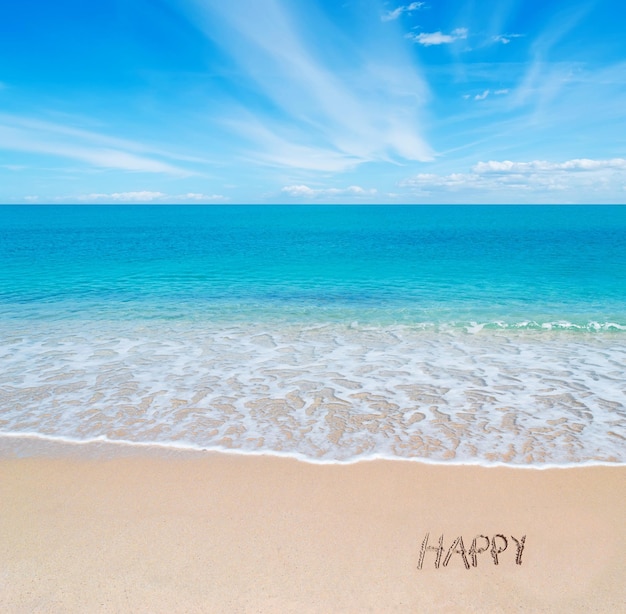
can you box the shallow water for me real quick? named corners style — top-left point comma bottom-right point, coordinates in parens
top-left (1, 205), bottom-right (625, 464)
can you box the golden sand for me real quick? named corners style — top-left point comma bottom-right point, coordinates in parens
top-left (1, 453), bottom-right (624, 612)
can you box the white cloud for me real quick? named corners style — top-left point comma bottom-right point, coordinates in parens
top-left (381, 2), bottom-right (425, 22)
top-left (469, 89), bottom-right (508, 100)
top-left (281, 185), bottom-right (315, 197)
top-left (407, 28), bottom-right (468, 46)
top-left (400, 157), bottom-right (626, 201)
top-left (281, 185), bottom-right (377, 199)
top-left (473, 158), bottom-right (626, 173)
top-left (24, 195), bottom-right (39, 202)
top-left (77, 191), bottom-right (228, 203)
top-left (181, 192), bottom-right (228, 202)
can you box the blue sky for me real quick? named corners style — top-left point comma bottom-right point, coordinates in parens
top-left (1, 0), bottom-right (625, 204)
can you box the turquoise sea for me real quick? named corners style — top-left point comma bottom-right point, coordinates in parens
top-left (1, 205), bottom-right (625, 464)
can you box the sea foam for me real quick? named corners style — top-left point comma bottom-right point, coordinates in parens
top-left (2, 319), bottom-right (624, 465)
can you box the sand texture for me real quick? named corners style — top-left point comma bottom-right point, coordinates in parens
top-left (1, 453), bottom-right (625, 613)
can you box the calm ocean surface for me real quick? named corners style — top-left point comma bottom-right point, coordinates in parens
top-left (1, 205), bottom-right (625, 464)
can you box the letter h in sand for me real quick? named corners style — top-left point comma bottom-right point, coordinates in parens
top-left (417, 533), bottom-right (444, 569)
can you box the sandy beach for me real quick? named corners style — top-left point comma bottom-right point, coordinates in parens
top-left (1, 450), bottom-right (624, 613)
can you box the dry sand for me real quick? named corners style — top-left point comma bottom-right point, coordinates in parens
top-left (1, 451), bottom-right (624, 613)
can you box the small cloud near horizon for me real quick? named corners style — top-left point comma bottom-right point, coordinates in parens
top-left (77, 191), bottom-right (227, 203)
top-left (281, 185), bottom-right (377, 199)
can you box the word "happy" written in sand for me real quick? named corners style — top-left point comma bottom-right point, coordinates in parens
top-left (417, 533), bottom-right (526, 570)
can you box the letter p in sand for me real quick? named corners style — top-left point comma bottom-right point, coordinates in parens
top-left (490, 534), bottom-right (508, 565)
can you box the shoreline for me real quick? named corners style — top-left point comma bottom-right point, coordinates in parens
top-left (1, 432), bottom-right (624, 468)
top-left (1, 449), bottom-right (624, 612)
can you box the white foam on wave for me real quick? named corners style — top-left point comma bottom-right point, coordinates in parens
top-left (1, 320), bottom-right (625, 465)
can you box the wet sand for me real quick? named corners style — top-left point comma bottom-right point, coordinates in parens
top-left (1, 452), bottom-right (624, 613)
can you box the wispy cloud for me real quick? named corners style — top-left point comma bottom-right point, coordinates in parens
top-left (174, 0), bottom-right (432, 171)
top-left (492, 33), bottom-right (523, 45)
top-left (227, 115), bottom-right (364, 172)
top-left (510, 5), bottom-right (591, 109)
top-left (407, 28), bottom-right (468, 46)
top-left (467, 89), bottom-right (509, 101)
top-left (0, 114), bottom-right (195, 176)
top-left (381, 2), bottom-right (425, 22)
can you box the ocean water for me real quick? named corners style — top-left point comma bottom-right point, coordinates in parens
top-left (1, 204), bottom-right (625, 465)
